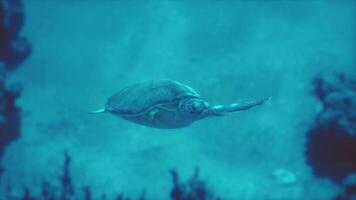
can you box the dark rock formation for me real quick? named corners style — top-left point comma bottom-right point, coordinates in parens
top-left (306, 73), bottom-right (356, 182)
top-left (0, 0), bottom-right (31, 70)
top-left (305, 73), bottom-right (356, 199)
top-left (0, 0), bottom-right (31, 178)
top-left (0, 79), bottom-right (21, 158)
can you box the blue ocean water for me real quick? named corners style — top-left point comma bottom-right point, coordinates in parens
top-left (1, 0), bottom-right (356, 199)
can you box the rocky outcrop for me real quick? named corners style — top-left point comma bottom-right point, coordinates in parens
top-left (0, 0), bottom-right (31, 70)
top-left (0, 0), bottom-right (31, 177)
top-left (306, 73), bottom-right (356, 199)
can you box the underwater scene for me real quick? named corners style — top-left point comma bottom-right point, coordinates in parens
top-left (1, 0), bottom-right (356, 199)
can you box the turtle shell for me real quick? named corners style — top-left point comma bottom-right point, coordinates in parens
top-left (106, 79), bottom-right (200, 115)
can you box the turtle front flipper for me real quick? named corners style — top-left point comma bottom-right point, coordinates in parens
top-left (208, 97), bottom-right (270, 116)
top-left (89, 108), bottom-right (106, 114)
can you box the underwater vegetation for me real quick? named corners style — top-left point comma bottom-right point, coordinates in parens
top-left (306, 73), bottom-right (356, 200)
top-left (0, 0), bottom-right (30, 177)
top-left (170, 168), bottom-right (220, 200)
top-left (3, 152), bottom-right (219, 200)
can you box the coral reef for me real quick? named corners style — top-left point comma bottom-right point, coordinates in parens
top-left (305, 73), bottom-right (356, 199)
top-left (0, 0), bottom-right (31, 178)
top-left (0, 0), bottom-right (31, 69)
top-left (0, 77), bottom-right (21, 163)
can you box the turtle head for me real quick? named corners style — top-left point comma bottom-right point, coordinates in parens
top-left (178, 98), bottom-right (210, 119)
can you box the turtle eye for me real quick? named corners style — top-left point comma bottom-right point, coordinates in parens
top-left (181, 101), bottom-right (193, 113)
top-left (179, 99), bottom-right (194, 114)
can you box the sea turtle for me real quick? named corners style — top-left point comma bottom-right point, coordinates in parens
top-left (91, 79), bottom-right (269, 129)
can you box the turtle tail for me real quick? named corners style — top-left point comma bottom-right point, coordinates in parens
top-left (89, 108), bottom-right (106, 114)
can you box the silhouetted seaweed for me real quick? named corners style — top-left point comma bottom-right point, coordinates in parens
top-left (41, 180), bottom-right (57, 200)
top-left (60, 152), bottom-right (75, 200)
top-left (1, 152), bottom-right (221, 199)
top-left (11, 152), bottom-right (139, 200)
top-left (170, 168), bottom-right (220, 200)
top-left (83, 186), bottom-right (92, 200)
top-left (305, 73), bottom-right (356, 199)
top-left (22, 187), bottom-right (35, 200)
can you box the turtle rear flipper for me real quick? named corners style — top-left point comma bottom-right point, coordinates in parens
top-left (89, 108), bottom-right (106, 114)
